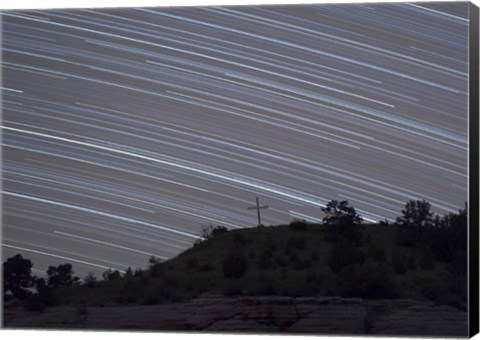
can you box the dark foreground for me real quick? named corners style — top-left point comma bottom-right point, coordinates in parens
top-left (3, 296), bottom-right (468, 336)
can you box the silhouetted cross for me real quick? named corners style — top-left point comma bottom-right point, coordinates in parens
top-left (247, 197), bottom-right (269, 227)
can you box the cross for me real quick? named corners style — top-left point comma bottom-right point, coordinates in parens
top-left (247, 197), bottom-right (269, 227)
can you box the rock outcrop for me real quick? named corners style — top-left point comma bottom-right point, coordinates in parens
top-left (3, 296), bottom-right (468, 336)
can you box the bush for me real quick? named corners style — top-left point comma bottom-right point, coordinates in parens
top-left (327, 240), bottom-right (365, 273)
top-left (258, 250), bottom-right (273, 269)
top-left (83, 272), bottom-right (98, 288)
top-left (290, 220), bottom-right (308, 231)
top-left (246, 273), bottom-right (274, 295)
top-left (150, 262), bottom-right (165, 277)
top-left (199, 263), bottom-right (214, 272)
top-left (185, 258), bottom-right (199, 270)
top-left (294, 259), bottom-right (313, 270)
top-left (275, 256), bottom-right (287, 267)
top-left (407, 253), bottom-right (417, 270)
top-left (418, 276), bottom-right (449, 301)
top-left (233, 233), bottom-right (247, 244)
top-left (76, 304), bottom-right (89, 317)
top-left (420, 247), bottom-right (436, 270)
top-left (24, 295), bottom-right (47, 312)
top-left (223, 252), bottom-right (248, 278)
top-left (199, 225), bottom-right (228, 243)
top-left (223, 280), bottom-right (242, 296)
top-left (120, 279), bottom-right (139, 303)
top-left (306, 270), bottom-right (323, 286)
top-left (286, 236), bottom-right (307, 250)
top-left (367, 244), bottom-right (387, 262)
top-left (391, 251), bottom-right (408, 274)
top-left (335, 262), bottom-right (398, 299)
top-left (103, 269), bottom-right (121, 281)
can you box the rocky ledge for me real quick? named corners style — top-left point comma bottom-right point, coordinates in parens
top-left (3, 296), bottom-right (467, 336)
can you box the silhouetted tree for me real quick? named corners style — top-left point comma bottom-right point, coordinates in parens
top-left (396, 200), bottom-right (434, 227)
top-left (202, 225), bottom-right (228, 240)
top-left (426, 205), bottom-right (467, 265)
top-left (395, 200), bottom-right (434, 246)
top-left (195, 225), bottom-right (228, 246)
top-left (322, 200), bottom-right (362, 226)
top-left (103, 269), bottom-right (122, 281)
top-left (322, 200), bottom-right (363, 243)
top-left (46, 263), bottom-right (79, 289)
top-left (83, 272), bottom-right (98, 288)
top-left (3, 254), bottom-right (35, 300)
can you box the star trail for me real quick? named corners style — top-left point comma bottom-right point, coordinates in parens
top-left (1, 2), bottom-right (469, 278)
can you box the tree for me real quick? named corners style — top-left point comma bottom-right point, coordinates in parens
top-left (322, 200), bottom-right (363, 243)
top-left (396, 200), bottom-right (434, 227)
top-left (3, 254), bottom-right (35, 300)
top-left (83, 272), bottom-right (98, 288)
top-left (429, 204), bottom-right (467, 263)
top-left (322, 200), bottom-right (362, 226)
top-left (395, 200), bottom-right (434, 246)
top-left (103, 269), bottom-right (122, 281)
top-left (46, 263), bottom-right (79, 289)
top-left (195, 225), bottom-right (228, 246)
top-left (201, 225), bottom-right (228, 240)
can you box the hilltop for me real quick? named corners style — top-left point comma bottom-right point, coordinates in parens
top-left (3, 199), bottom-right (468, 334)
top-left (20, 220), bottom-right (466, 310)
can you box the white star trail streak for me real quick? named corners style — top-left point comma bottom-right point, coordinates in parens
top-left (1, 2), bottom-right (469, 277)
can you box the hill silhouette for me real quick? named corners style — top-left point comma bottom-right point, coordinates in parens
top-left (3, 200), bottom-right (467, 314)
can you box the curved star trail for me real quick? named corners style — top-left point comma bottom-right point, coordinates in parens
top-left (1, 2), bottom-right (469, 278)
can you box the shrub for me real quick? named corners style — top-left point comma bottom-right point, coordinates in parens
top-left (290, 220), bottom-right (308, 231)
top-left (185, 258), bottom-right (199, 270)
top-left (120, 279), bottom-right (138, 303)
top-left (335, 262), bottom-right (398, 299)
top-left (199, 263), bottom-right (214, 272)
top-left (327, 240), bottom-right (365, 273)
top-left (83, 272), bottom-right (98, 288)
top-left (258, 250), bottom-right (273, 269)
top-left (418, 276), bottom-right (449, 301)
top-left (150, 262), bottom-right (165, 277)
top-left (306, 269), bottom-right (323, 286)
top-left (367, 244), bottom-right (387, 262)
top-left (76, 304), bottom-right (89, 317)
top-left (223, 252), bottom-right (248, 278)
top-left (286, 236), bottom-right (307, 250)
top-left (294, 259), bottom-right (313, 270)
top-left (420, 247), bottom-right (436, 270)
top-left (103, 269), bottom-right (122, 281)
top-left (407, 253), bottom-right (417, 270)
top-left (360, 262), bottom-right (398, 299)
top-left (199, 225), bottom-right (228, 243)
top-left (24, 295), bottom-right (47, 312)
top-left (233, 233), bottom-right (247, 244)
top-left (391, 251), bottom-right (408, 274)
top-left (223, 280), bottom-right (242, 296)
top-left (275, 256), bottom-right (287, 267)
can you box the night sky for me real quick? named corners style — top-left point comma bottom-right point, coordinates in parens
top-left (1, 2), bottom-right (469, 278)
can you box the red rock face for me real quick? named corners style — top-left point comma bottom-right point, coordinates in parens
top-left (3, 296), bottom-right (468, 336)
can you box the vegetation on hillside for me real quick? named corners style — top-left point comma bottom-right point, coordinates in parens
top-left (3, 199), bottom-right (468, 313)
